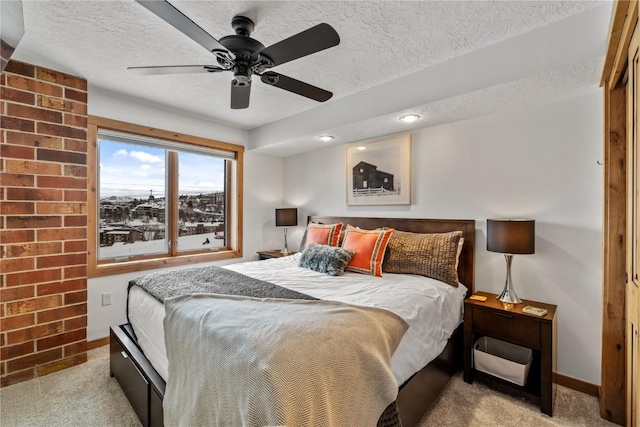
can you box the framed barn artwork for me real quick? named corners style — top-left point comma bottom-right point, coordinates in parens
top-left (345, 133), bottom-right (411, 206)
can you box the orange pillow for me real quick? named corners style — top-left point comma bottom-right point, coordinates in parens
top-left (341, 226), bottom-right (394, 276)
top-left (304, 222), bottom-right (344, 248)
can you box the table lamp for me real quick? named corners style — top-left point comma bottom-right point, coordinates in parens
top-left (275, 208), bottom-right (298, 255)
top-left (487, 218), bottom-right (535, 304)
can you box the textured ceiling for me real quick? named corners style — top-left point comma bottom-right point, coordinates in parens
top-left (14, 0), bottom-right (606, 134)
top-left (257, 57), bottom-right (603, 157)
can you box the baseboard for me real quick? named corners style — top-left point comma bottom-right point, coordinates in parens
top-left (553, 372), bottom-right (600, 397)
top-left (87, 337), bottom-right (110, 350)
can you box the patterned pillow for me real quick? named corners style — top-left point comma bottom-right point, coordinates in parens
top-left (299, 243), bottom-right (355, 276)
top-left (383, 230), bottom-right (463, 287)
top-left (456, 238), bottom-right (464, 269)
top-left (300, 222), bottom-right (344, 250)
top-left (341, 225), bottom-right (394, 277)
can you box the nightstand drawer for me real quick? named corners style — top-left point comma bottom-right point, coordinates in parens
top-left (471, 307), bottom-right (541, 349)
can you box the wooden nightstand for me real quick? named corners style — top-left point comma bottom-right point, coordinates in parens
top-left (463, 291), bottom-right (557, 416)
top-left (257, 250), bottom-right (297, 260)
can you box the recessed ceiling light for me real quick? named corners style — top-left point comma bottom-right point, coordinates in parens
top-left (357, 146), bottom-right (367, 151)
top-left (399, 114), bottom-right (420, 123)
top-left (318, 135), bottom-right (334, 142)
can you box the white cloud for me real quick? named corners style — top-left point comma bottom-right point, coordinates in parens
top-left (114, 149), bottom-right (128, 158)
top-left (140, 164), bottom-right (151, 170)
top-left (130, 151), bottom-right (163, 164)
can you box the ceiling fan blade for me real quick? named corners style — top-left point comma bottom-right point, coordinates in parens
top-left (136, 0), bottom-right (229, 55)
top-left (128, 65), bottom-right (225, 75)
top-left (257, 23), bottom-right (340, 67)
top-left (230, 80), bottom-right (251, 109)
top-left (260, 72), bottom-right (332, 102)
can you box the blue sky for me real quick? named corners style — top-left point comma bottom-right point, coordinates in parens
top-left (99, 139), bottom-right (225, 198)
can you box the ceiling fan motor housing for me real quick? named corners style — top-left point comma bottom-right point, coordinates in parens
top-left (218, 34), bottom-right (265, 55)
top-left (219, 17), bottom-right (269, 85)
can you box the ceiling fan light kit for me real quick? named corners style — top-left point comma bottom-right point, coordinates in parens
top-left (130, 0), bottom-right (340, 109)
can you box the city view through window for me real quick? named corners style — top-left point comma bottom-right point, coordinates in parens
top-left (98, 139), bottom-right (226, 260)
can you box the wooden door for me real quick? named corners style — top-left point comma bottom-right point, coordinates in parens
top-left (628, 25), bottom-right (640, 427)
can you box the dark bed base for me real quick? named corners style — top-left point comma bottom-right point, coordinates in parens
top-left (110, 322), bottom-right (463, 427)
top-left (110, 216), bottom-right (475, 427)
top-left (110, 324), bottom-right (165, 427)
top-left (397, 326), bottom-right (462, 426)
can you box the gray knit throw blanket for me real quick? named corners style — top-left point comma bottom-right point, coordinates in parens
top-left (128, 264), bottom-right (318, 303)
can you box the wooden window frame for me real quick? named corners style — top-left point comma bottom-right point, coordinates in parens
top-left (87, 116), bottom-right (244, 278)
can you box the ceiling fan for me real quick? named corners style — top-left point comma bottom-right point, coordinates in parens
top-left (129, 0), bottom-right (341, 109)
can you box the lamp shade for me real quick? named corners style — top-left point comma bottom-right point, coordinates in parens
top-left (275, 208), bottom-right (298, 227)
top-left (487, 219), bottom-right (535, 254)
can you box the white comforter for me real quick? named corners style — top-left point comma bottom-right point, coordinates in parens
top-left (128, 253), bottom-right (467, 386)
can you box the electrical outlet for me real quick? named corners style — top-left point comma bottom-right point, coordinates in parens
top-left (102, 293), bottom-right (112, 306)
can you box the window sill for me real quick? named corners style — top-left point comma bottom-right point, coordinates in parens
top-left (88, 249), bottom-right (242, 278)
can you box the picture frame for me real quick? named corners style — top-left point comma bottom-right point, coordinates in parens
top-left (346, 133), bottom-right (411, 206)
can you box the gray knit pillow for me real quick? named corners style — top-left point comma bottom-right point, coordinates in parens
top-left (299, 243), bottom-right (355, 276)
top-left (383, 230), bottom-right (463, 286)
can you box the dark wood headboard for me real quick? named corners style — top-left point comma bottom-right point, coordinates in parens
top-left (309, 216), bottom-right (475, 294)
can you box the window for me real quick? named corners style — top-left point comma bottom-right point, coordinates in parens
top-left (88, 116), bottom-right (244, 277)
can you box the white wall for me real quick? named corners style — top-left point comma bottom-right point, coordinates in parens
top-left (86, 88), bottom-right (284, 340)
top-left (283, 92), bottom-right (603, 384)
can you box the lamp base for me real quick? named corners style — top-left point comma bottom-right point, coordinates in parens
top-left (281, 227), bottom-right (289, 255)
top-left (497, 287), bottom-right (522, 304)
top-left (496, 254), bottom-right (522, 304)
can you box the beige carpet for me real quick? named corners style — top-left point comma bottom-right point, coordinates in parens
top-left (0, 347), bottom-right (141, 427)
top-left (0, 346), bottom-right (615, 427)
top-left (421, 374), bottom-right (615, 427)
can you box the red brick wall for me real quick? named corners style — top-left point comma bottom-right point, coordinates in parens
top-left (1, 60), bottom-right (88, 387)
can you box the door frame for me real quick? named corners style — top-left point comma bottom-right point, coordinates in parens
top-left (601, 1), bottom-right (637, 425)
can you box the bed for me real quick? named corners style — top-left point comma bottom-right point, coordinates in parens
top-left (110, 216), bottom-right (475, 427)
